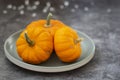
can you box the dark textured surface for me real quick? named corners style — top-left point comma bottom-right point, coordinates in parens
top-left (0, 0), bottom-right (120, 80)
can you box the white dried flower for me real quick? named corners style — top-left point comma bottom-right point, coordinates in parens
top-left (20, 10), bottom-right (24, 15)
top-left (7, 4), bottom-right (12, 9)
top-left (18, 5), bottom-right (24, 10)
top-left (84, 7), bottom-right (89, 11)
top-left (32, 13), bottom-right (37, 17)
top-left (3, 10), bottom-right (7, 14)
top-left (50, 7), bottom-right (55, 12)
top-left (64, 1), bottom-right (69, 6)
top-left (107, 8), bottom-right (112, 13)
top-left (43, 7), bottom-right (48, 13)
top-left (25, 0), bottom-right (29, 5)
top-left (60, 5), bottom-right (64, 9)
top-left (74, 4), bottom-right (79, 9)
top-left (46, 2), bottom-right (51, 7)
top-left (13, 6), bottom-right (16, 10)
top-left (71, 9), bottom-right (75, 12)
top-left (32, 5), bottom-right (37, 10)
top-left (34, 1), bottom-right (40, 6)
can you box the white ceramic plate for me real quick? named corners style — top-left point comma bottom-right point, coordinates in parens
top-left (4, 30), bottom-right (95, 73)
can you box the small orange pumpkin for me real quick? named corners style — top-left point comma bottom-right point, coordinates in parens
top-left (26, 13), bottom-right (65, 37)
top-left (16, 27), bottom-right (53, 64)
top-left (54, 27), bottom-right (82, 62)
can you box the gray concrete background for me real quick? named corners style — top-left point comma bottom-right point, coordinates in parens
top-left (0, 0), bottom-right (120, 80)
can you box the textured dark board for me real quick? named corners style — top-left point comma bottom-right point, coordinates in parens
top-left (0, 0), bottom-right (120, 80)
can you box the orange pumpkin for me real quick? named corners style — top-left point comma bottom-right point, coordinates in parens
top-left (26, 13), bottom-right (65, 37)
top-left (16, 27), bottom-right (53, 64)
top-left (54, 27), bottom-right (82, 62)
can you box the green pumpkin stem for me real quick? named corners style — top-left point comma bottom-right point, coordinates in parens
top-left (75, 38), bottom-right (84, 44)
top-left (46, 13), bottom-right (52, 26)
top-left (24, 32), bottom-right (35, 46)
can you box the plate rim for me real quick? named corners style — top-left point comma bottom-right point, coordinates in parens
top-left (4, 30), bottom-right (95, 73)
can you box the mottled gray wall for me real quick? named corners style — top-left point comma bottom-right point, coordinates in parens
top-left (0, 0), bottom-right (120, 80)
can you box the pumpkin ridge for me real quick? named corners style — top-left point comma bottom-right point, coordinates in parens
top-left (29, 49), bottom-right (42, 64)
top-left (33, 45), bottom-right (50, 60)
top-left (26, 49), bottom-right (30, 63)
top-left (17, 44), bottom-right (27, 57)
top-left (33, 45), bottom-right (48, 62)
top-left (24, 48), bottom-right (31, 63)
top-left (16, 37), bottom-right (26, 46)
top-left (40, 45), bottom-right (51, 54)
top-left (55, 42), bottom-right (73, 51)
top-left (58, 45), bottom-right (76, 58)
top-left (36, 31), bottom-right (51, 41)
top-left (32, 49), bottom-right (44, 62)
top-left (34, 29), bottom-right (46, 39)
top-left (60, 46), bottom-right (79, 62)
top-left (28, 52), bottom-right (38, 64)
top-left (36, 33), bottom-right (53, 52)
top-left (21, 48), bottom-right (29, 62)
top-left (16, 41), bottom-right (27, 47)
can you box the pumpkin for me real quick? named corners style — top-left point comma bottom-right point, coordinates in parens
top-left (54, 27), bottom-right (83, 62)
top-left (26, 13), bottom-right (65, 37)
top-left (16, 26), bottom-right (53, 64)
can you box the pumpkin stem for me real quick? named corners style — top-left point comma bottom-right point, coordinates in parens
top-left (75, 38), bottom-right (84, 44)
top-left (46, 12), bottom-right (52, 26)
top-left (24, 32), bottom-right (35, 46)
